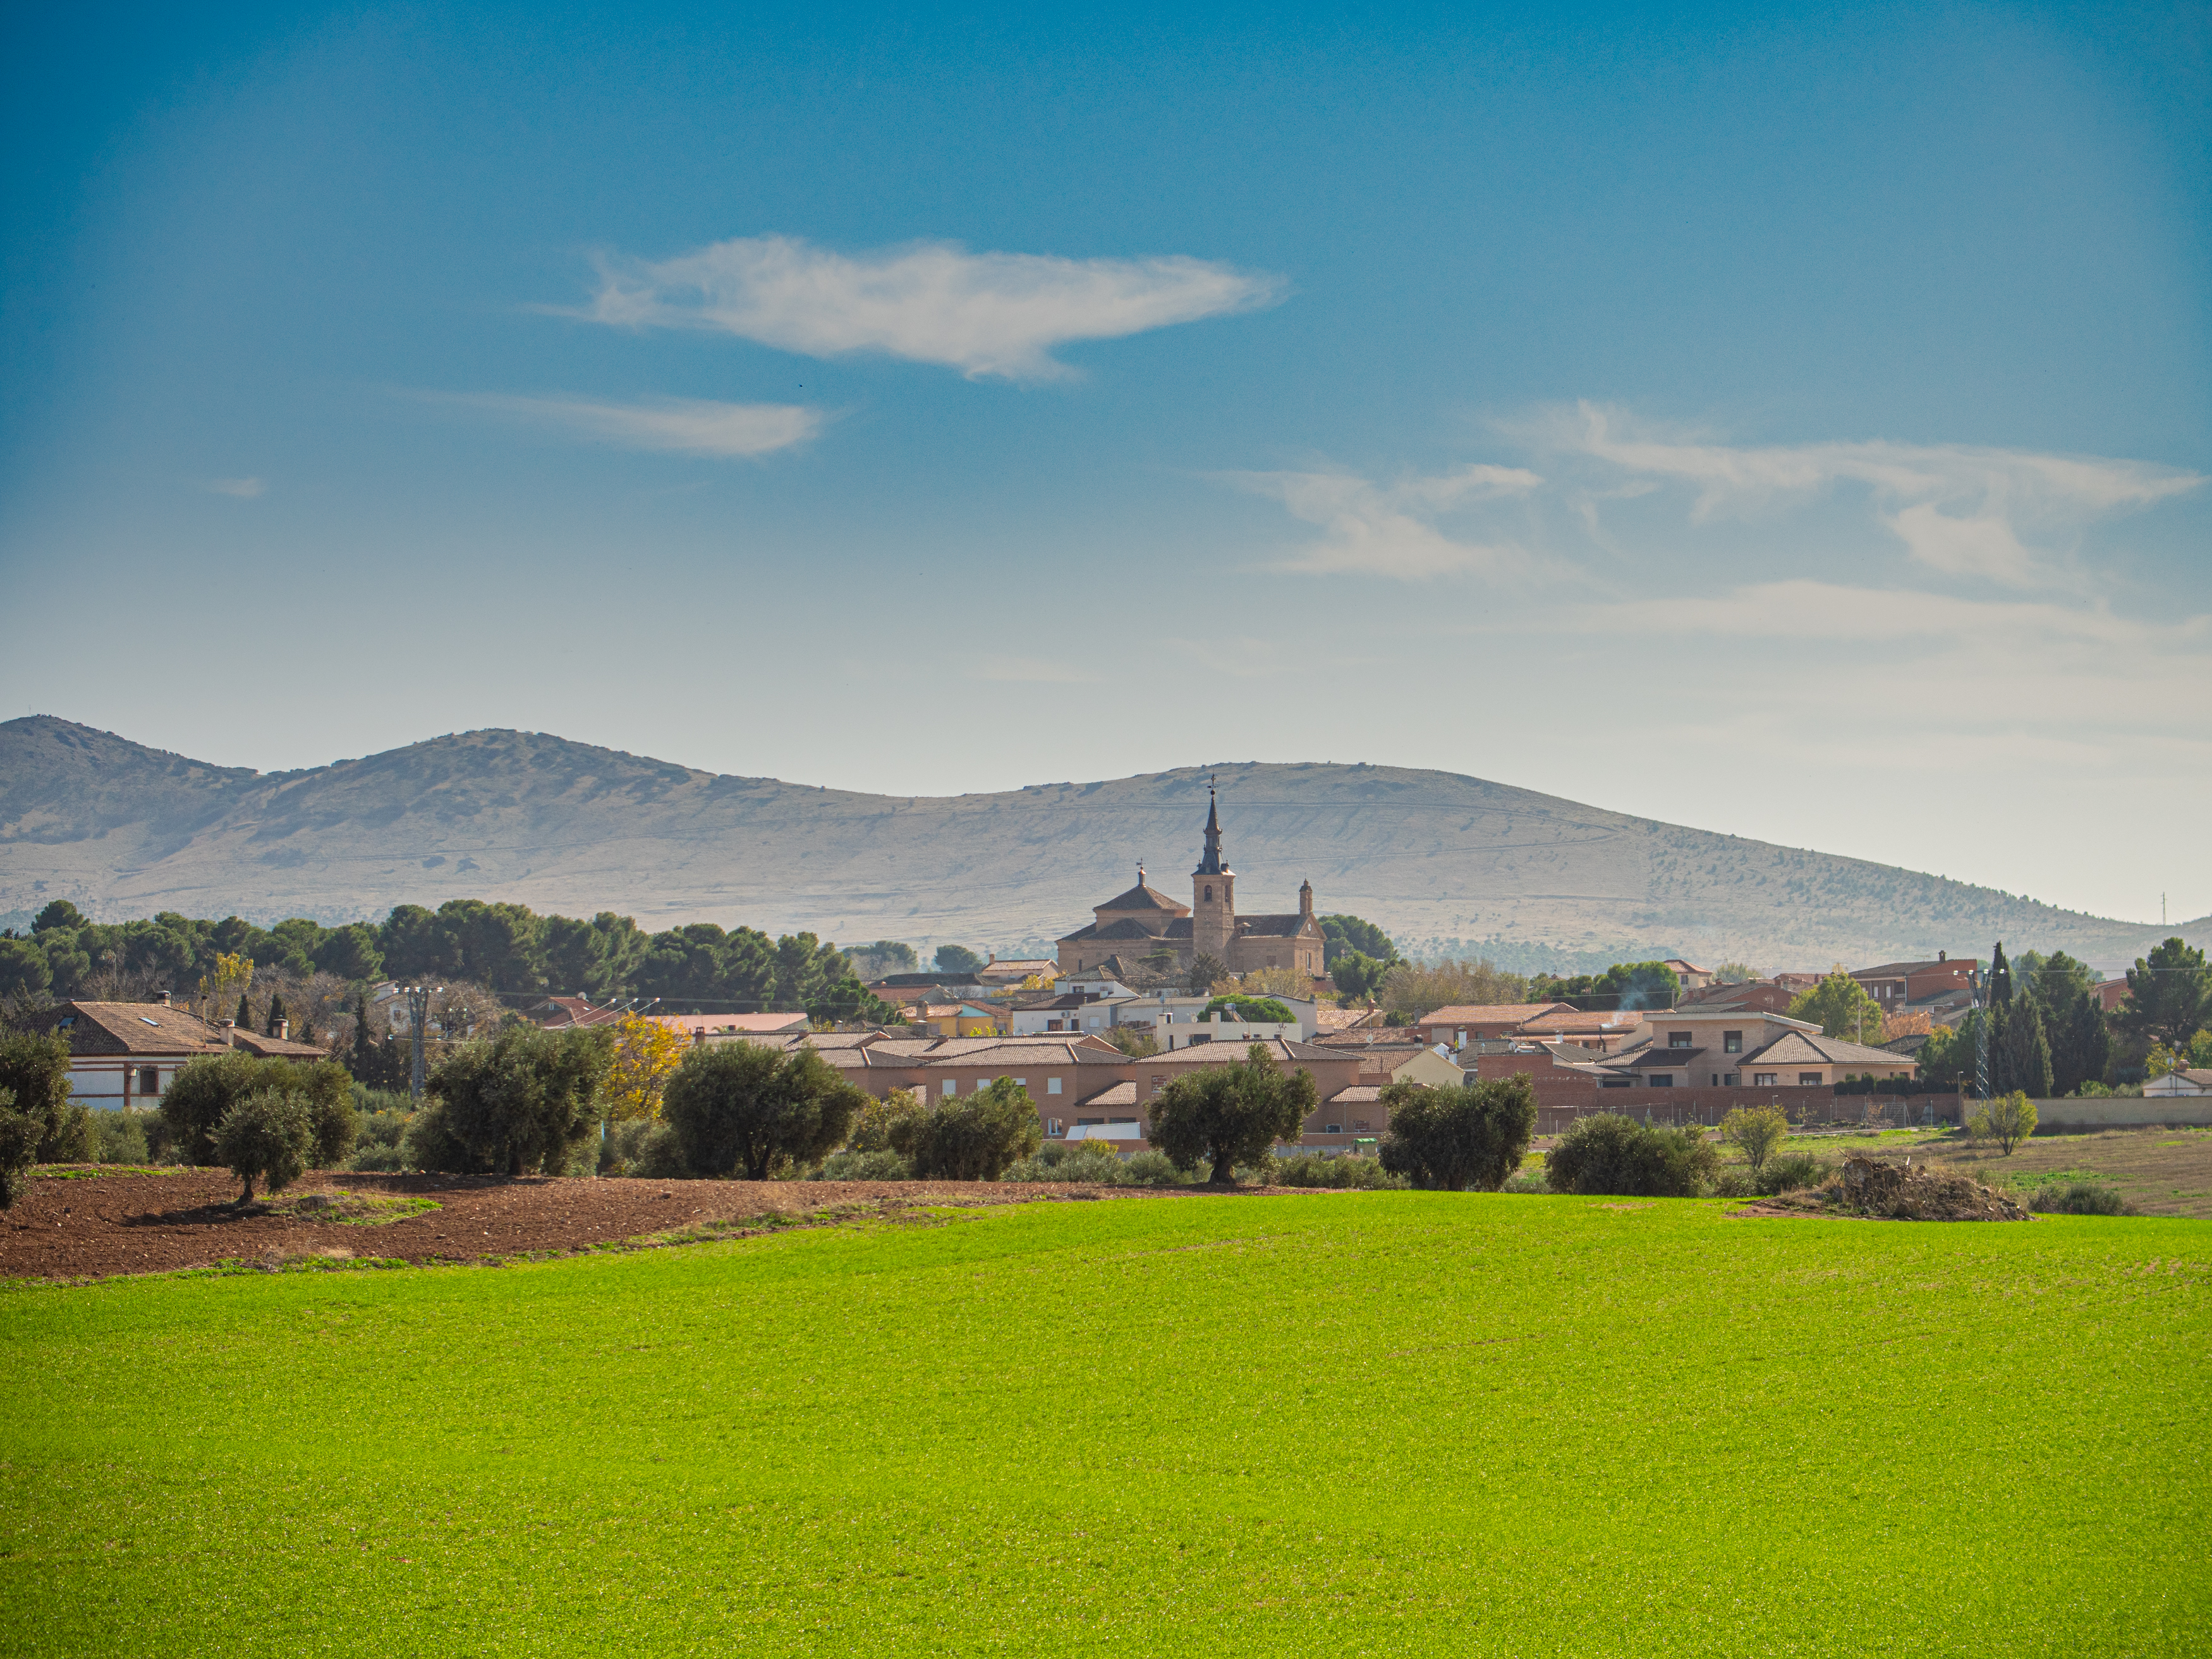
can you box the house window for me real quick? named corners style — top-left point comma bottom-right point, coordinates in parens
top-left (1799, 1073), bottom-right (1823, 1087)
top-left (1014, 1078), bottom-right (1026, 1087)
top-left (1723, 1031), bottom-right (1742, 1054)
top-left (1723, 1073), bottom-right (1739, 1087)
top-left (1047, 1078), bottom-right (1062, 1096)
top-left (139, 1066), bottom-right (161, 1096)
top-left (941, 1079), bottom-right (956, 1096)
top-left (1753, 1073), bottom-right (1777, 1087)
top-left (1325, 1124), bottom-right (1341, 1134)
top-left (1047, 1119), bottom-right (1065, 1138)
top-left (1650, 1074), bottom-right (1674, 1087)
top-left (1668, 1031), bottom-right (1692, 1049)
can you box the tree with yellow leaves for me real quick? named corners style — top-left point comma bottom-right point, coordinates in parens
top-left (197, 952), bottom-right (254, 1028)
top-left (603, 1012), bottom-right (690, 1122)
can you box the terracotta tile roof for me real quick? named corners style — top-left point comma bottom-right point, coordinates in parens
top-left (1626, 1046), bottom-right (1705, 1068)
top-left (27, 1001), bottom-right (253, 1058)
top-left (1095, 879), bottom-right (1190, 915)
top-left (656, 1011), bottom-right (811, 1036)
top-left (1326, 1084), bottom-right (1386, 1104)
top-left (1077, 1081), bottom-right (1139, 1109)
top-left (1739, 1031), bottom-right (1912, 1069)
top-left (1513, 1009), bottom-right (1646, 1035)
top-left (1234, 913), bottom-right (1312, 939)
top-left (918, 1040), bottom-right (1125, 1069)
top-left (1313, 1005), bottom-right (1383, 1033)
top-left (1419, 1002), bottom-right (1576, 1028)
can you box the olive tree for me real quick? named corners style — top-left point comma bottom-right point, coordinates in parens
top-left (161, 1054), bottom-right (356, 1168)
top-left (1546, 1112), bottom-right (1718, 1197)
top-left (899, 1078), bottom-right (1042, 1181)
top-left (662, 1042), bottom-right (864, 1179)
top-left (1969, 1090), bottom-right (2038, 1155)
top-left (1718, 1104), bottom-right (1789, 1176)
top-left (410, 1024), bottom-right (612, 1176)
top-left (1147, 1043), bottom-right (1316, 1186)
top-left (1378, 1074), bottom-right (1537, 1190)
top-left (0, 1031), bottom-right (75, 1209)
top-left (214, 1088), bottom-right (315, 1201)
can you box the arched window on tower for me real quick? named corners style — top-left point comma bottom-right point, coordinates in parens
top-left (1203, 885), bottom-right (1212, 901)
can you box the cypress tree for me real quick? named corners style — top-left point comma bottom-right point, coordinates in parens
top-left (1988, 942), bottom-right (2012, 1007)
top-left (235, 992), bottom-right (253, 1030)
top-left (351, 991), bottom-right (376, 1079)
top-left (2001, 998), bottom-right (2053, 1100)
top-left (265, 994), bottom-right (288, 1037)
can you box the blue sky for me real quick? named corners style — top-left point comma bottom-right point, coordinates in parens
top-left (3, 2), bottom-right (2208, 925)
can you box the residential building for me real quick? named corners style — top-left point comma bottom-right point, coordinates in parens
top-left (2146, 1067), bottom-right (2212, 1098)
top-left (1588, 1009), bottom-right (1917, 1090)
top-left (1849, 955), bottom-right (1976, 1008)
top-left (1732, 1030), bottom-right (1918, 1088)
top-left (1679, 980), bottom-right (1799, 1017)
top-left (657, 1011), bottom-right (812, 1040)
top-left (1411, 1002), bottom-right (1576, 1047)
top-left (22, 997), bottom-right (327, 1108)
top-left (976, 956), bottom-right (1057, 991)
top-left (1661, 958), bottom-right (1715, 992)
top-left (1055, 786), bottom-right (1325, 978)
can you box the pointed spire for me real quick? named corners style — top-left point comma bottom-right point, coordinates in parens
top-left (1195, 779), bottom-right (1225, 875)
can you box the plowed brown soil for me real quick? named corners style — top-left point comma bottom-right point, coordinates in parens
top-left (1, 1168), bottom-right (1140, 1282)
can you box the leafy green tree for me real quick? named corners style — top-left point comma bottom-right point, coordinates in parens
top-left (0, 1031), bottom-right (75, 1208)
top-left (1713, 962), bottom-right (1758, 984)
top-left (161, 1054), bottom-right (357, 1168)
top-left (933, 944), bottom-right (985, 975)
top-left (1105, 1026), bottom-right (1160, 1059)
top-left (1320, 915), bottom-right (1397, 967)
top-left (412, 1025), bottom-right (613, 1176)
top-left (1719, 1105), bottom-right (1790, 1176)
top-left (1377, 1074), bottom-right (1537, 1191)
top-left (1329, 951), bottom-right (1389, 1001)
top-left (660, 1043), bottom-right (864, 1179)
top-left (214, 1088), bottom-right (315, 1201)
top-left (899, 1078), bottom-right (1043, 1181)
top-left (1148, 1043), bottom-right (1317, 1185)
top-left (1788, 969), bottom-right (1887, 1044)
top-left (1545, 1112), bottom-right (1718, 1197)
top-left (0, 938), bottom-right (54, 1003)
top-left (1203, 994), bottom-right (1297, 1024)
top-left (2119, 938), bottom-right (2211, 1052)
top-left (1969, 1090), bottom-right (2038, 1155)
top-left (315, 923), bottom-right (386, 983)
top-left (32, 900), bottom-right (86, 934)
top-left (846, 1088), bottom-right (927, 1154)
top-left (2024, 952), bottom-right (2109, 1096)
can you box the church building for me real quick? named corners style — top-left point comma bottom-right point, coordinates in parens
top-left (1055, 789), bottom-right (1325, 979)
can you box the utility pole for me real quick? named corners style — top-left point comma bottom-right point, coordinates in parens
top-left (406, 984), bottom-right (437, 1101)
top-left (1969, 965), bottom-right (1990, 1109)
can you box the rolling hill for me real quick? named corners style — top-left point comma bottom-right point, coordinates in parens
top-left (0, 715), bottom-right (2197, 973)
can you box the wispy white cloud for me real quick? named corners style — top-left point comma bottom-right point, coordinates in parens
top-left (1537, 402), bottom-right (2203, 586)
top-left (576, 234), bottom-right (1283, 381)
top-left (205, 477), bottom-right (266, 498)
top-left (1221, 465), bottom-right (1543, 580)
top-left (445, 394), bottom-right (824, 458)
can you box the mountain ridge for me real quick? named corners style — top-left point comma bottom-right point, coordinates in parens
top-left (0, 715), bottom-right (2199, 973)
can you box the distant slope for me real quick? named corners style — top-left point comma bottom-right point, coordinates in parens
top-left (0, 716), bottom-right (2199, 972)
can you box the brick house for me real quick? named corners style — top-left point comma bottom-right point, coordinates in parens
top-left (22, 997), bottom-right (328, 1109)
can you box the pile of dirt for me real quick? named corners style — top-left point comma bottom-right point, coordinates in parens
top-left (1746, 1155), bottom-right (2032, 1222)
top-left (0, 1169), bottom-right (1160, 1282)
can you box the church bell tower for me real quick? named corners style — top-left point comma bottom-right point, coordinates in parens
top-left (1192, 782), bottom-right (1236, 964)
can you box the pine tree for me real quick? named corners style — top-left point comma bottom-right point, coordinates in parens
top-left (2001, 998), bottom-right (2053, 1099)
top-left (2050, 994), bottom-right (2111, 1097)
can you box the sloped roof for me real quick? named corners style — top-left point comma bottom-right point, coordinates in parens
top-left (1077, 1080), bottom-right (1139, 1109)
top-left (1740, 1031), bottom-right (1913, 1069)
top-left (1326, 1084), bottom-right (1386, 1104)
top-left (918, 1040), bottom-right (1127, 1069)
top-left (1420, 1002), bottom-right (1576, 1027)
top-left (1626, 1046), bottom-right (1705, 1068)
top-left (27, 1000), bottom-right (279, 1059)
top-left (1235, 913), bottom-right (1312, 939)
top-left (1097, 879), bottom-right (1189, 915)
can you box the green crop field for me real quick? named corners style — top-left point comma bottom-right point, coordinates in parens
top-left (4, 1193), bottom-right (2208, 1655)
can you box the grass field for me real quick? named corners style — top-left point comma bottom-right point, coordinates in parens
top-left (4, 1192), bottom-right (2208, 1655)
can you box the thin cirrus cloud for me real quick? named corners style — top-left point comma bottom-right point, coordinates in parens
top-left (1220, 465), bottom-right (1545, 580)
top-left (204, 477), bottom-right (266, 498)
top-left (442, 393), bottom-right (825, 458)
top-left (577, 234), bottom-right (1284, 381)
top-left (1540, 402), bottom-right (2204, 587)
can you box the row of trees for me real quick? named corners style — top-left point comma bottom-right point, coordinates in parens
top-left (0, 897), bottom-right (897, 1023)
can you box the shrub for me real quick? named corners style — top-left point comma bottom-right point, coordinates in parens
top-left (2029, 1181), bottom-right (2135, 1216)
top-left (161, 1055), bottom-right (356, 1168)
top-left (1969, 1090), bottom-right (2038, 1155)
top-left (1378, 1075), bottom-right (1537, 1191)
top-left (1718, 1105), bottom-right (1790, 1176)
top-left (820, 1147), bottom-right (914, 1181)
top-left (348, 1107), bottom-right (414, 1172)
top-left (38, 1103), bottom-right (97, 1164)
top-left (413, 1026), bottom-right (614, 1176)
top-left (92, 1110), bottom-right (150, 1165)
top-left (1710, 1168), bottom-right (1754, 1199)
top-left (213, 1088), bottom-right (316, 1201)
top-left (1545, 1113), bottom-right (1719, 1198)
top-left (1502, 1169), bottom-right (1549, 1194)
top-left (1273, 1152), bottom-right (1405, 1189)
top-left (1118, 1148), bottom-right (1189, 1188)
top-left (847, 1089), bottom-right (927, 1154)
top-left (1000, 1139), bottom-right (1124, 1184)
top-left (0, 1030), bottom-right (75, 1208)
top-left (906, 1078), bottom-right (1043, 1181)
top-left (661, 1042), bottom-right (863, 1180)
top-left (1148, 1043), bottom-right (1316, 1185)
top-left (1756, 1152), bottom-right (1828, 1195)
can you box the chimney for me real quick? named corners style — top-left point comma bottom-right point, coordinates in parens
top-left (220, 1018), bottom-right (236, 1047)
top-left (275, 1018), bottom-right (289, 1042)
top-left (156, 990), bottom-right (172, 1007)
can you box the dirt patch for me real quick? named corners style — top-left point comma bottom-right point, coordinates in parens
top-left (1733, 1157), bottom-right (2031, 1222)
top-left (0, 1169), bottom-right (1165, 1282)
